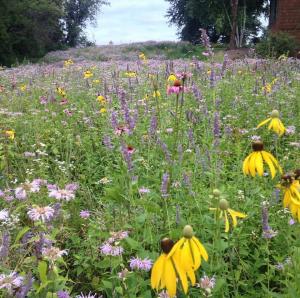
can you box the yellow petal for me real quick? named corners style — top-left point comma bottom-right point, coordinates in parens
top-left (228, 209), bottom-right (247, 228)
top-left (164, 258), bottom-right (177, 297)
top-left (257, 118), bottom-right (271, 128)
top-left (180, 240), bottom-right (194, 272)
top-left (189, 238), bottom-right (201, 270)
top-left (167, 238), bottom-right (185, 259)
top-left (172, 252), bottom-right (188, 294)
top-left (187, 269), bottom-right (196, 285)
top-left (261, 151), bottom-right (276, 178)
top-left (224, 211), bottom-right (230, 232)
top-left (192, 237), bottom-right (208, 261)
top-left (267, 153), bottom-right (282, 174)
top-left (243, 155), bottom-right (251, 175)
top-left (255, 152), bottom-right (264, 176)
top-left (249, 152), bottom-right (257, 177)
top-left (283, 190), bottom-right (291, 208)
top-left (151, 254), bottom-right (165, 290)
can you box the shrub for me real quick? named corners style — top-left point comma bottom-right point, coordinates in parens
top-left (255, 31), bottom-right (299, 58)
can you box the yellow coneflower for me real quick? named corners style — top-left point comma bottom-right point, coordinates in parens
top-left (243, 141), bottom-right (282, 179)
top-left (167, 225), bottom-right (208, 285)
top-left (93, 79), bottom-right (100, 84)
top-left (210, 199), bottom-right (247, 232)
top-left (257, 110), bottom-right (286, 136)
top-left (167, 74), bottom-right (177, 82)
top-left (83, 70), bottom-right (93, 79)
top-left (151, 238), bottom-right (188, 298)
top-left (153, 90), bottom-right (161, 98)
top-left (20, 84), bottom-right (27, 92)
top-left (4, 130), bottom-right (15, 140)
top-left (97, 95), bottom-right (106, 104)
top-left (100, 108), bottom-right (106, 114)
top-left (56, 87), bottom-right (66, 97)
top-left (64, 59), bottom-right (74, 67)
top-left (125, 71), bottom-right (137, 78)
top-left (139, 52), bottom-right (147, 62)
top-left (279, 174), bottom-right (300, 221)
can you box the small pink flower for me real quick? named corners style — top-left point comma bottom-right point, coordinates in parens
top-left (80, 210), bottom-right (90, 219)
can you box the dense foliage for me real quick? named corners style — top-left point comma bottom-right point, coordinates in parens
top-left (0, 0), bottom-right (108, 66)
top-left (166, 0), bottom-right (268, 44)
top-left (0, 43), bottom-right (300, 297)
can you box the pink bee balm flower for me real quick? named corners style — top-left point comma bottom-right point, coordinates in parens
top-left (80, 210), bottom-right (90, 219)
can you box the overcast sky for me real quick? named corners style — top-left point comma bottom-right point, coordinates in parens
top-left (85, 0), bottom-right (178, 45)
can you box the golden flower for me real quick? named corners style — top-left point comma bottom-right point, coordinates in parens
top-left (56, 87), bottom-right (66, 97)
top-left (262, 83), bottom-right (272, 93)
top-left (139, 52), bottom-right (147, 61)
top-left (100, 108), bottom-right (106, 114)
top-left (84, 70), bottom-right (93, 79)
top-left (20, 84), bottom-right (27, 92)
top-left (153, 90), bottom-right (161, 98)
top-left (5, 130), bottom-right (15, 140)
top-left (64, 59), bottom-right (74, 67)
top-left (125, 71), bottom-right (137, 78)
top-left (167, 74), bottom-right (177, 82)
top-left (257, 110), bottom-right (286, 136)
top-left (93, 79), bottom-right (100, 84)
top-left (279, 174), bottom-right (300, 221)
top-left (210, 199), bottom-right (247, 232)
top-left (243, 141), bottom-right (282, 179)
top-left (167, 225), bottom-right (208, 285)
top-left (151, 238), bottom-right (188, 297)
top-left (97, 95), bottom-right (106, 104)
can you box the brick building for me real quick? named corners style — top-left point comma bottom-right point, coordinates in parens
top-left (269, 0), bottom-right (300, 42)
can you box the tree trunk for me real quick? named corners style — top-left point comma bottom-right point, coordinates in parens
top-left (229, 0), bottom-right (239, 49)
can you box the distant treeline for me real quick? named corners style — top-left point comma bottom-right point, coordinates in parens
top-left (0, 0), bottom-right (108, 66)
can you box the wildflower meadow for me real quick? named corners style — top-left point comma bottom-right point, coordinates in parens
top-left (0, 36), bottom-right (300, 297)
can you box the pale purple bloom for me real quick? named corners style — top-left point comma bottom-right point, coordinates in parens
top-left (161, 173), bottom-right (170, 198)
top-left (129, 257), bottom-right (152, 271)
top-left (251, 135), bottom-right (261, 141)
top-left (158, 290), bottom-right (172, 298)
top-left (27, 206), bottom-right (55, 222)
top-left (0, 272), bottom-right (24, 294)
top-left (0, 232), bottom-right (10, 259)
top-left (15, 187), bottom-right (27, 200)
top-left (118, 268), bottom-right (129, 280)
top-left (24, 152), bottom-right (35, 157)
top-left (262, 202), bottom-right (278, 239)
top-left (48, 183), bottom-right (77, 201)
top-left (57, 290), bottom-right (71, 298)
top-left (76, 292), bottom-right (101, 298)
top-left (289, 218), bottom-right (296, 225)
top-left (166, 128), bottom-right (173, 133)
top-left (0, 209), bottom-right (9, 221)
top-left (100, 243), bottom-right (124, 256)
top-left (285, 125), bottom-right (296, 135)
top-left (42, 246), bottom-right (67, 262)
top-left (80, 210), bottom-right (90, 219)
top-left (138, 187), bottom-right (150, 195)
top-left (198, 275), bottom-right (216, 290)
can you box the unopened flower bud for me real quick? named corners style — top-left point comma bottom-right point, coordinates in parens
top-left (219, 198), bottom-right (229, 210)
top-left (271, 110), bottom-right (279, 118)
top-left (183, 225), bottom-right (194, 239)
top-left (212, 189), bottom-right (221, 197)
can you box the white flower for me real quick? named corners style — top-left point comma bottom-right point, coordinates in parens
top-left (0, 209), bottom-right (9, 221)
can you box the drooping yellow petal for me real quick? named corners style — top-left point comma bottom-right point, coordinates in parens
top-left (255, 152), bottom-right (264, 176)
top-left (171, 251), bottom-right (188, 294)
top-left (180, 240), bottom-right (194, 272)
top-left (192, 237), bottom-right (208, 261)
top-left (283, 189), bottom-right (292, 208)
top-left (261, 151), bottom-right (276, 178)
top-left (257, 118), bottom-right (271, 128)
top-left (224, 211), bottom-right (230, 232)
top-left (189, 238), bottom-right (201, 270)
top-left (187, 269), bottom-right (196, 285)
top-left (243, 154), bottom-right (251, 175)
top-left (267, 153), bottom-right (282, 174)
top-left (228, 209), bottom-right (247, 228)
top-left (151, 254), bottom-right (166, 290)
top-left (249, 152), bottom-right (257, 177)
top-left (163, 258), bottom-right (177, 297)
top-left (167, 238), bottom-right (185, 259)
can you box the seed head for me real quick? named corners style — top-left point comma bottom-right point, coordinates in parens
top-left (160, 238), bottom-right (174, 254)
top-left (219, 198), bottom-right (229, 210)
top-left (182, 225), bottom-right (194, 239)
top-left (212, 189), bottom-right (221, 197)
top-left (252, 141), bottom-right (264, 151)
top-left (271, 110), bottom-right (279, 118)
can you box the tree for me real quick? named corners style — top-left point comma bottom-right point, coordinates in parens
top-left (63, 0), bottom-right (109, 47)
top-left (166, 0), bottom-right (268, 46)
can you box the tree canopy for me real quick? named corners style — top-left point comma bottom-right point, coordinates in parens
top-left (0, 0), bottom-right (109, 66)
top-left (166, 0), bottom-right (269, 45)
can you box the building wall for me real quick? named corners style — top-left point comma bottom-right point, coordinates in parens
top-left (271, 0), bottom-right (300, 42)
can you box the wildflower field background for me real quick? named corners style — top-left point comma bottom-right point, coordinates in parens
top-left (0, 40), bottom-right (300, 297)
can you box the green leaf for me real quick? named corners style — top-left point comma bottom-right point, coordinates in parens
top-left (125, 237), bottom-right (140, 250)
top-left (102, 280), bottom-right (113, 289)
top-left (38, 261), bottom-right (48, 284)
